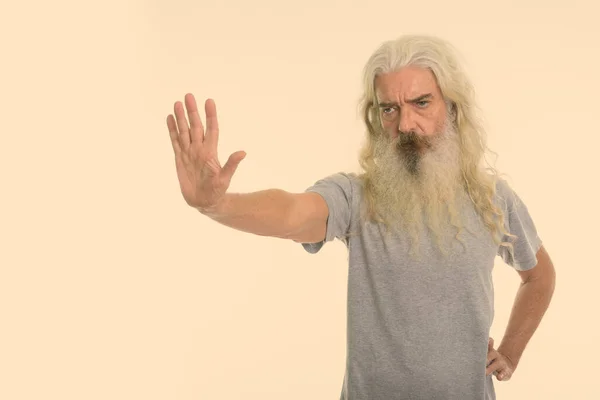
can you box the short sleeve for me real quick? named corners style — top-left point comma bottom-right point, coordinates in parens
top-left (300, 172), bottom-right (354, 254)
top-left (496, 180), bottom-right (543, 271)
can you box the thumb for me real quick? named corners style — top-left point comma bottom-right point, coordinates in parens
top-left (488, 337), bottom-right (494, 349)
top-left (222, 150), bottom-right (246, 181)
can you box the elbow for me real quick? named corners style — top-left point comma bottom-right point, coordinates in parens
top-left (283, 203), bottom-right (325, 244)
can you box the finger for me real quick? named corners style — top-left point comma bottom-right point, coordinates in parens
top-left (488, 337), bottom-right (494, 349)
top-left (166, 115), bottom-right (181, 156)
top-left (203, 98), bottom-right (220, 151)
top-left (486, 359), bottom-right (503, 376)
top-left (221, 150), bottom-right (246, 181)
top-left (174, 100), bottom-right (191, 149)
top-left (496, 369), bottom-right (512, 381)
top-left (185, 93), bottom-right (205, 145)
top-left (487, 348), bottom-right (498, 365)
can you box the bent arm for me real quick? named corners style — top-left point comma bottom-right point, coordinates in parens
top-left (497, 246), bottom-right (556, 369)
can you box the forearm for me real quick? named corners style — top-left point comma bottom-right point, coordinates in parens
top-left (197, 189), bottom-right (296, 239)
top-left (497, 277), bottom-right (555, 368)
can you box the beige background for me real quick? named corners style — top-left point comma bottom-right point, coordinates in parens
top-left (1, 0), bottom-right (598, 399)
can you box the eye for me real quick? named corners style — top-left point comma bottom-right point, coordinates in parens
top-left (416, 100), bottom-right (429, 108)
top-left (380, 107), bottom-right (398, 120)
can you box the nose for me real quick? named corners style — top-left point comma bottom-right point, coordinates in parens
top-left (399, 107), bottom-right (418, 134)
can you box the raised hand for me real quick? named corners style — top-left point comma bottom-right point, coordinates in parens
top-left (166, 93), bottom-right (246, 210)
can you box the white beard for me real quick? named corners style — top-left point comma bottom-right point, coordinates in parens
top-left (365, 118), bottom-right (469, 256)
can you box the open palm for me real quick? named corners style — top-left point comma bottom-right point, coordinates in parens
top-left (166, 93), bottom-right (246, 210)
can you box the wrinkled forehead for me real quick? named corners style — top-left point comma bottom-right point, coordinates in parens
top-left (374, 67), bottom-right (441, 102)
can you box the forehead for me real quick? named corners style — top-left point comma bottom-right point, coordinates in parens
top-left (375, 66), bottom-right (441, 101)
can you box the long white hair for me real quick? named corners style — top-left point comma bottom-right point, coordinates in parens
top-left (356, 34), bottom-right (516, 254)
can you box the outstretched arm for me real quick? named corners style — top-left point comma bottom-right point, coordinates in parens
top-left (166, 93), bottom-right (328, 243)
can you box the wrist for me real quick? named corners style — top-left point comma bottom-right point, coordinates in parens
top-left (196, 195), bottom-right (230, 217)
top-left (497, 345), bottom-right (520, 369)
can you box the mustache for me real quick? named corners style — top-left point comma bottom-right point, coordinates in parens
top-left (396, 131), bottom-right (433, 149)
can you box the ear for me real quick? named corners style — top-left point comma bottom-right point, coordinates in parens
top-left (447, 100), bottom-right (457, 114)
top-left (445, 100), bottom-right (458, 125)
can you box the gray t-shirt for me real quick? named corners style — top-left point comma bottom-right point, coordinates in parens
top-left (300, 172), bottom-right (542, 400)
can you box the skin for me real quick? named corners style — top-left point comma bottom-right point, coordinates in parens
top-left (374, 66), bottom-right (448, 140)
top-left (166, 94), bottom-right (246, 210)
top-left (487, 245), bottom-right (556, 381)
top-left (374, 67), bottom-right (557, 381)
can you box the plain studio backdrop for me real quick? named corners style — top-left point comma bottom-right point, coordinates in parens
top-left (1, 0), bottom-right (598, 399)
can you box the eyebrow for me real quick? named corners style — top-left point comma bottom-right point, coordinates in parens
top-left (378, 93), bottom-right (433, 107)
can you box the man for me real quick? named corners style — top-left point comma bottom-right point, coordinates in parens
top-left (166, 34), bottom-right (556, 400)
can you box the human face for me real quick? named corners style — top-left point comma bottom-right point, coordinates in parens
top-left (366, 69), bottom-right (463, 252)
top-left (374, 66), bottom-right (448, 142)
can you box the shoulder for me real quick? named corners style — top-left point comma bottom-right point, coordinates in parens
top-left (310, 171), bottom-right (362, 186)
top-left (305, 171), bottom-right (363, 196)
top-left (492, 175), bottom-right (522, 211)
